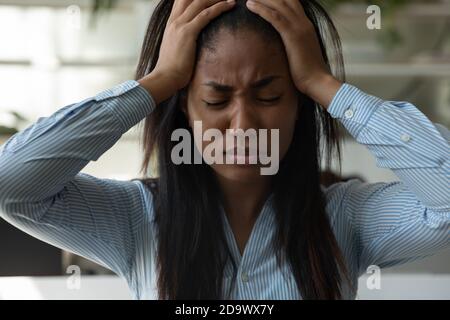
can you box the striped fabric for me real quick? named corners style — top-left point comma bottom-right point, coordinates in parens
top-left (0, 80), bottom-right (448, 299)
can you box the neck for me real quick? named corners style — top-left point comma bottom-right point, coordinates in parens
top-left (217, 174), bottom-right (272, 226)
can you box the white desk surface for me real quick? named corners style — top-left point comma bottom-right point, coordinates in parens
top-left (0, 274), bottom-right (449, 300)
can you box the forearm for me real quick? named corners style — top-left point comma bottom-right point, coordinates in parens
top-left (327, 83), bottom-right (450, 210)
top-left (0, 81), bottom-right (156, 204)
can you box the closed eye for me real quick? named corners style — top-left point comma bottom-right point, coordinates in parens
top-left (203, 100), bottom-right (227, 107)
top-left (259, 96), bottom-right (281, 104)
top-left (203, 96), bottom-right (282, 107)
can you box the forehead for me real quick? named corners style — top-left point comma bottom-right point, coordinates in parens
top-left (192, 29), bottom-right (289, 87)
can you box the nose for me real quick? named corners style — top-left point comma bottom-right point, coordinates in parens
top-left (226, 102), bottom-right (260, 153)
top-left (228, 101), bottom-right (259, 132)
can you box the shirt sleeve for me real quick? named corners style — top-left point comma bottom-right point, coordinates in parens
top-left (324, 83), bottom-right (450, 277)
top-left (0, 80), bottom-right (157, 279)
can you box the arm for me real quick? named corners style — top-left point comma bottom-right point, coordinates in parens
top-left (242, 0), bottom-right (449, 276)
top-left (323, 83), bottom-right (449, 276)
top-left (0, 0), bottom-right (240, 282)
top-left (0, 80), bottom-right (159, 279)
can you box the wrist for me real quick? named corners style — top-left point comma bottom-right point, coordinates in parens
top-left (301, 73), bottom-right (343, 109)
top-left (137, 71), bottom-right (180, 105)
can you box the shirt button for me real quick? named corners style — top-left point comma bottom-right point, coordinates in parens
top-left (344, 108), bottom-right (354, 119)
top-left (401, 134), bottom-right (411, 142)
top-left (241, 272), bottom-right (249, 283)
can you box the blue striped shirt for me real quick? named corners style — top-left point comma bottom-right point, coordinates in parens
top-left (0, 80), bottom-right (448, 299)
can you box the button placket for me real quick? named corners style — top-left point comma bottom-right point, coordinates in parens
top-left (241, 272), bottom-right (249, 283)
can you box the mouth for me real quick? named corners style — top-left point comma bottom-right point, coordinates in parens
top-left (223, 147), bottom-right (260, 165)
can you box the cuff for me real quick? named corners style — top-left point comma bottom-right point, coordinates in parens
top-left (327, 83), bottom-right (384, 136)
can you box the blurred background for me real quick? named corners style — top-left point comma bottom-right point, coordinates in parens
top-left (0, 0), bottom-right (449, 299)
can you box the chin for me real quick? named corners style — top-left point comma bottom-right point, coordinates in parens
top-left (211, 164), bottom-right (265, 183)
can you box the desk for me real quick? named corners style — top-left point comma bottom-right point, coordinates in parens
top-left (0, 274), bottom-right (449, 300)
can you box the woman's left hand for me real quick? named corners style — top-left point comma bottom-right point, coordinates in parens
top-left (245, 0), bottom-right (342, 108)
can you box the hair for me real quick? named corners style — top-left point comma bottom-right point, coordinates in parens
top-left (134, 0), bottom-right (354, 299)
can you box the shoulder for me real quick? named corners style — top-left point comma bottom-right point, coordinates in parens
top-left (138, 177), bottom-right (159, 195)
top-left (130, 177), bottom-right (159, 223)
top-left (321, 177), bottom-right (366, 224)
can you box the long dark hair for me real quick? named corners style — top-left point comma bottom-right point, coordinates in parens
top-left (135, 0), bottom-right (353, 299)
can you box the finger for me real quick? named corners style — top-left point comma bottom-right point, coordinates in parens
top-left (246, 0), bottom-right (288, 30)
top-left (186, 0), bottom-right (236, 34)
top-left (286, 0), bottom-right (317, 31)
top-left (179, 0), bottom-right (232, 25)
top-left (248, 0), bottom-right (295, 23)
top-left (168, 0), bottom-right (192, 23)
top-left (284, 0), bottom-right (308, 18)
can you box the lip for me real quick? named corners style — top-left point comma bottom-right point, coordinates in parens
top-left (223, 148), bottom-right (260, 165)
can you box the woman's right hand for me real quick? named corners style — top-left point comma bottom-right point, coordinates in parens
top-left (139, 0), bottom-right (236, 103)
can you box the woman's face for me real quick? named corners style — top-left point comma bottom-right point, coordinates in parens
top-left (184, 28), bottom-right (299, 182)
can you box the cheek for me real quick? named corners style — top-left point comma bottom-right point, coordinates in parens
top-left (186, 105), bottom-right (228, 154)
top-left (186, 103), bottom-right (227, 129)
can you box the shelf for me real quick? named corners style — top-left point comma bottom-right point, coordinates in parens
top-left (0, 0), bottom-right (135, 10)
top-left (1, 274), bottom-right (449, 299)
top-left (0, 60), bottom-right (136, 68)
top-left (1, 61), bottom-right (449, 77)
top-left (335, 3), bottom-right (450, 18)
top-left (346, 62), bottom-right (450, 77)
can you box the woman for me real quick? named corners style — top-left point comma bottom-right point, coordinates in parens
top-left (0, 0), bottom-right (448, 300)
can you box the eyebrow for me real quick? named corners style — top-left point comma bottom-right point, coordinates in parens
top-left (201, 75), bottom-right (282, 92)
